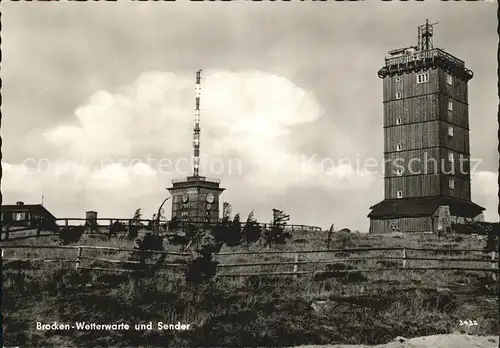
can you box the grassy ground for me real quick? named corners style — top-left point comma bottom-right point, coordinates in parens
top-left (2, 229), bottom-right (498, 347)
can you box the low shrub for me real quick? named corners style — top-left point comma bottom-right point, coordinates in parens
top-left (58, 226), bottom-right (84, 245)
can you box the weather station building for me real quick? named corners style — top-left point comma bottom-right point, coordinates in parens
top-left (368, 20), bottom-right (485, 234)
top-left (167, 70), bottom-right (225, 226)
top-left (1, 201), bottom-right (57, 228)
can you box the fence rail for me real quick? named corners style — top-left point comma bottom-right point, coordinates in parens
top-left (1, 244), bottom-right (190, 256)
top-left (2, 244), bottom-right (491, 255)
top-left (2, 245), bottom-right (498, 280)
top-left (51, 218), bottom-right (321, 231)
top-left (1, 218), bottom-right (322, 241)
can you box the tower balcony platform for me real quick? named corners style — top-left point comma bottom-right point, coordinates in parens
top-left (377, 48), bottom-right (473, 81)
top-left (169, 175), bottom-right (224, 190)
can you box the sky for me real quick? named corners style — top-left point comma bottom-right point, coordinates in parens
top-left (1, 2), bottom-right (498, 231)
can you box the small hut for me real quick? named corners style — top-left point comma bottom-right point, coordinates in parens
top-left (85, 211), bottom-right (98, 232)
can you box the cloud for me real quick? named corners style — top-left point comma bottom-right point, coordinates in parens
top-left (40, 69), bottom-right (368, 191)
top-left (42, 70), bottom-right (323, 164)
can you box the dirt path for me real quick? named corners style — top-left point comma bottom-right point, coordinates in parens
top-left (291, 334), bottom-right (499, 348)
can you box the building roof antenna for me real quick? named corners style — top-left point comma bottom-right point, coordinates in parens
top-left (417, 19), bottom-right (439, 51)
top-left (193, 70), bottom-right (202, 177)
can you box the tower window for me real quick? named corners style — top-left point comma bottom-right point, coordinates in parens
top-left (449, 178), bottom-right (455, 190)
top-left (396, 117), bottom-right (402, 125)
top-left (396, 169), bottom-right (403, 176)
top-left (448, 126), bottom-right (454, 137)
top-left (448, 100), bottom-right (453, 111)
top-left (416, 73), bottom-right (429, 84)
top-left (396, 190), bottom-right (403, 199)
top-left (14, 213), bottom-right (26, 221)
top-left (446, 73), bottom-right (453, 86)
top-left (395, 76), bottom-right (402, 83)
top-left (396, 143), bottom-right (402, 151)
top-left (448, 152), bottom-right (454, 162)
top-left (395, 92), bottom-right (402, 99)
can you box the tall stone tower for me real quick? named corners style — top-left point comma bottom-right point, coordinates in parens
top-left (168, 70), bottom-right (225, 227)
top-left (368, 20), bottom-right (484, 233)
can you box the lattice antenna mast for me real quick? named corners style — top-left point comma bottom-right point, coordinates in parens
top-left (417, 19), bottom-right (438, 51)
top-left (193, 70), bottom-right (202, 177)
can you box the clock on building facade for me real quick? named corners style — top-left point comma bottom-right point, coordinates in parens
top-left (168, 176), bottom-right (225, 226)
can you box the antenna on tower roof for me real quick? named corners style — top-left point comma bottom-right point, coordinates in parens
top-left (417, 19), bottom-right (438, 51)
top-left (193, 70), bottom-right (202, 177)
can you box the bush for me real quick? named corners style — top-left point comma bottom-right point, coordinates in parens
top-left (213, 214), bottom-right (242, 247)
top-left (185, 228), bottom-right (223, 284)
top-left (127, 209), bottom-right (143, 240)
top-left (452, 221), bottom-right (497, 235)
top-left (168, 216), bottom-right (181, 231)
top-left (451, 222), bottom-right (499, 251)
top-left (36, 218), bottom-right (59, 233)
top-left (185, 255), bottom-right (218, 284)
top-left (108, 221), bottom-right (127, 238)
top-left (212, 216), bottom-right (231, 243)
top-left (262, 226), bottom-right (292, 246)
top-left (58, 226), bottom-right (84, 245)
top-left (229, 214), bottom-right (242, 246)
top-left (262, 209), bottom-right (292, 246)
top-left (166, 233), bottom-right (190, 246)
top-left (141, 233), bottom-right (164, 251)
top-left (242, 211), bottom-right (261, 245)
top-left (127, 225), bottom-right (140, 240)
top-left (335, 233), bottom-right (356, 248)
top-left (125, 232), bottom-right (166, 274)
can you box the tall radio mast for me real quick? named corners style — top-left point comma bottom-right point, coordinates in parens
top-left (193, 70), bottom-right (202, 177)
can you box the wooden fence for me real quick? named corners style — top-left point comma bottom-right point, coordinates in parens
top-left (52, 218), bottom-right (321, 231)
top-left (1, 218), bottom-right (322, 241)
top-left (2, 245), bottom-right (498, 281)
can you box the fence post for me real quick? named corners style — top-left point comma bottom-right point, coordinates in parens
top-left (4, 226), bottom-right (9, 241)
top-left (293, 252), bottom-right (299, 279)
top-left (491, 251), bottom-right (497, 281)
top-left (76, 247), bottom-right (82, 270)
top-left (65, 219), bottom-right (68, 227)
top-left (402, 248), bottom-right (407, 269)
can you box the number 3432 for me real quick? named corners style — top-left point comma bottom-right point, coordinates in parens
top-left (459, 319), bottom-right (478, 326)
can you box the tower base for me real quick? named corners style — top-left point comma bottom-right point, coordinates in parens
top-left (368, 197), bottom-right (485, 234)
